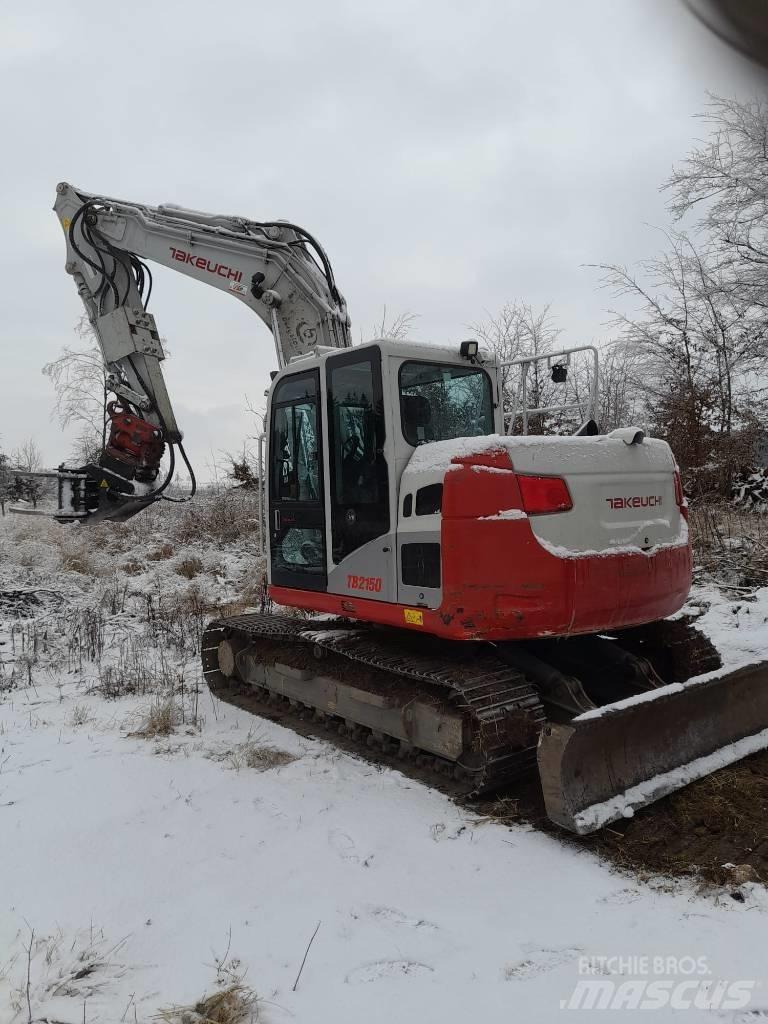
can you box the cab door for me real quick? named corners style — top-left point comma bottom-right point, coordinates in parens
top-left (325, 346), bottom-right (393, 599)
top-left (268, 369), bottom-right (327, 592)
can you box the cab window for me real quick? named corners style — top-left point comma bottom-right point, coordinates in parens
top-left (400, 361), bottom-right (494, 446)
top-left (271, 373), bottom-right (320, 502)
top-left (269, 369), bottom-right (326, 587)
top-left (327, 348), bottom-right (389, 562)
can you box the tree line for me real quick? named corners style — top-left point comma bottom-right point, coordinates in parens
top-left (480, 96), bottom-right (768, 494)
top-left (11, 96), bottom-right (768, 500)
top-left (0, 441), bottom-right (44, 515)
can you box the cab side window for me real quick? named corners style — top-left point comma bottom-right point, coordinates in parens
top-left (269, 371), bottom-right (326, 584)
top-left (271, 375), bottom-right (320, 503)
top-left (327, 348), bottom-right (389, 562)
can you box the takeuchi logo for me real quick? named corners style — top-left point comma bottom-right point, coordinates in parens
top-left (606, 496), bottom-right (662, 510)
top-left (169, 246), bottom-right (243, 283)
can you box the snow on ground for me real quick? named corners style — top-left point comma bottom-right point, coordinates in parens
top-left (685, 583), bottom-right (768, 673)
top-left (2, 503), bottom-right (768, 1023)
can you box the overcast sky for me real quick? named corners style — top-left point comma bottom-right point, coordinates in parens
top-left (0, 0), bottom-right (762, 476)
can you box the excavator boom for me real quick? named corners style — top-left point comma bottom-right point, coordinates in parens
top-left (51, 182), bottom-right (350, 521)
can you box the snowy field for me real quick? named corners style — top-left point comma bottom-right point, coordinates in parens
top-left (2, 500), bottom-right (768, 1023)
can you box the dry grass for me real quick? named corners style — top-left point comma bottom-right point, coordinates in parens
top-left (156, 981), bottom-right (260, 1023)
top-left (169, 489), bottom-right (263, 547)
top-left (96, 645), bottom-right (154, 698)
top-left (56, 525), bottom-right (107, 577)
top-left (94, 636), bottom-right (204, 731)
top-left (83, 522), bottom-right (125, 552)
top-left (100, 576), bottom-right (129, 615)
top-left (121, 559), bottom-right (145, 576)
top-left (228, 735), bottom-right (296, 773)
top-left (204, 573), bottom-right (269, 621)
top-left (155, 940), bottom-right (260, 1023)
top-left (475, 796), bottom-right (521, 827)
top-left (134, 696), bottom-right (180, 738)
top-left (140, 584), bottom-right (214, 656)
top-left (209, 730), bottom-right (296, 773)
top-left (239, 577), bottom-right (267, 608)
top-left (688, 500), bottom-right (768, 591)
top-left (60, 550), bottom-right (98, 576)
top-left (14, 541), bottom-right (53, 569)
top-left (68, 703), bottom-right (91, 727)
top-left (5, 520), bottom-right (45, 543)
top-left (7, 927), bottom-right (129, 1018)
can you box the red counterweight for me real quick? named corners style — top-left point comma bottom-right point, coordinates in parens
top-left (105, 401), bottom-right (165, 482)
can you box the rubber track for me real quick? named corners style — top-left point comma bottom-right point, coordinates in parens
top-left (201, 613), bottom-right (546, 795)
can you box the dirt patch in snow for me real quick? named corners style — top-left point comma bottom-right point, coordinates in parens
top-left (0, 589), bottom-right (64, 618)
top-left (579, 751), bottom-right (768, 887)
top-left (481, 752), bottom-right (768, 889)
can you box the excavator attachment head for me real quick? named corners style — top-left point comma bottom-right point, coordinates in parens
top-left (35, 456), bottom-right (158, 524)
top-left (538, 661), bottom-right (768, 834)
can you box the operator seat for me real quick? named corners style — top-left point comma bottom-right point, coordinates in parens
top-left (402, 394), bottom-right (432, 443)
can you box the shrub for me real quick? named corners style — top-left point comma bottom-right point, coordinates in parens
top-left (147, 542), bottom-right (175, 561)
top-left (176, 556), bottom-right (204, 579)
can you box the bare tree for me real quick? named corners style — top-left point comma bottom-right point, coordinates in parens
top-left (595, 342), bottom-right (646, 432)
top-left (577, 97), bottom-right (768, 486)
top-left (470, 301), bottom-right (577, 432)
top-left (42, 318), bottom-right (108, 461)
top-left (559, 339), bottom-right (646, 433)
top-left (0, 447), bottom-right (9, 516)
top-left (213, 396), bottom-right (267, 495)
top-left (368, 306), bottom-right (419, 342)
top-left (70, 430), bottom-right (105, 466)
top-left (665, 95), bottom-right (768, 313)
top-left (23, 478), bottom-right (43, 508)
top-left (11, 438), bottom-right (43, 473)
top-left (471, 301), bottom-right (560, 365)
top-left (596, 229), bottom-right (768, 489)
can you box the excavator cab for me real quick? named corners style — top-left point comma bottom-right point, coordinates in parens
top-left (266, 340), bottom-right (502, 608)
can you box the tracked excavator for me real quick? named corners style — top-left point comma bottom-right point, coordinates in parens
top-left (47, 181), bottom-right (768, 833)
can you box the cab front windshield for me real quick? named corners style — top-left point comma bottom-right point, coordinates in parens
top-left (399, 361), bottom-right (494, 446)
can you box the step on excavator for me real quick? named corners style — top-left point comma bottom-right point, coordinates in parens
top-left (44, 182), bottom-right (768, 833)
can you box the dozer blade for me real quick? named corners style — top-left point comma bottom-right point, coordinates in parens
top-left (537, 661), bottom-right (768, 834)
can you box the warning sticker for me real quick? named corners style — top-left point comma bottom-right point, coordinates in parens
top-left (403, 608), bottom-right (423, 626)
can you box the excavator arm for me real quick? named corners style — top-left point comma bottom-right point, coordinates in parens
top-left (51, 182), bottom-right (351, 522)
